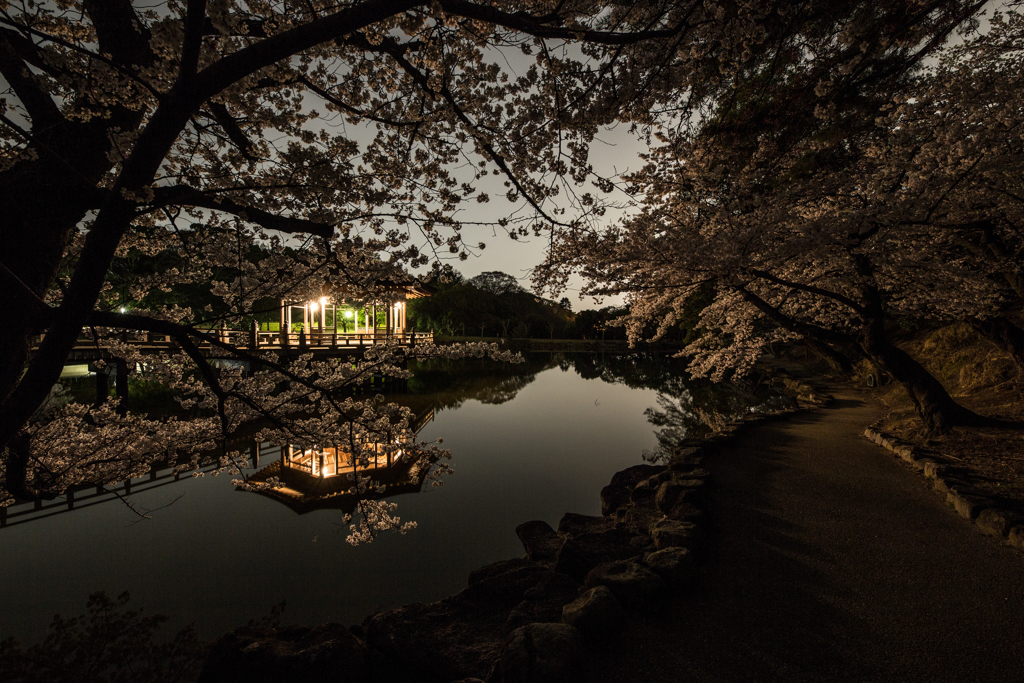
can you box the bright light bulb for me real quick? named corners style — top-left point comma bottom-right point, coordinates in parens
top-left (119, 307), bottom-right (126, 313)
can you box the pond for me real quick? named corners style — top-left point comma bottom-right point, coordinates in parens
top-left (0, 353), bottom-right (784, 644)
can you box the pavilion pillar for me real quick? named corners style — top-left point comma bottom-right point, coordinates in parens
top-left (279, 299), bottom-right (285, 337)
top-left (94, 365), bottom-right (109, 407)
top-left (250, 441), bottom-right (260, 468)
top-left (115, 359), bottom-right (128, 415)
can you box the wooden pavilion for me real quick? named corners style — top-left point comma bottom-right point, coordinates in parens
top-left (278, 280), bottom-right (432, 340)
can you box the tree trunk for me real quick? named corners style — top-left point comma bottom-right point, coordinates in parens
top-left (969, 316), bottom-right (1024, 369)
top-left (859, 322), bottom-right (986, 434)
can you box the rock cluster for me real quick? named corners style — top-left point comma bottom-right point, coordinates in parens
top-left (198, 446), bottom-right (714, 683)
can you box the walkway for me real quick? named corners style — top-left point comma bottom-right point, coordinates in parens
top-left (596, 385), bottom-right (1024, 682)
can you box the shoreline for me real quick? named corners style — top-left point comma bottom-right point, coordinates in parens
top-left (195, 365), bottom-right (827, 682)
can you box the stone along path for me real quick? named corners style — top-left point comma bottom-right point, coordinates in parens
top-left (594, 386), bottom-right (1024, 683)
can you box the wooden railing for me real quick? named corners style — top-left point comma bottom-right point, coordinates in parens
top-left (259, 330), bottom-right (431, 349)
top-left (38, 329), bottom-right (433, 355)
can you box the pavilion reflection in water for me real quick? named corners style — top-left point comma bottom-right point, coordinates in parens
top-left (242, 406), bottom-right (436, 514)
top-left (0, 405), bottom-right (436, 528)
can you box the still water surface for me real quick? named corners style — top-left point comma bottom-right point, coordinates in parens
top-left (0, 353), bottom-right (767, 643)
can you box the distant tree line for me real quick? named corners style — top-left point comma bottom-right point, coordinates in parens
top-left (408, 270), bottom-right (712, 341)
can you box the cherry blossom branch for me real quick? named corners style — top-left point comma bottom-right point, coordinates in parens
top-left (204, 102), bottom-right (259, 161)
top-left (146, 186), bottom-right (334, 238)
top-left (746, 268), bottom-right (867, 315)
top-left (84, 0), bottom-right (155, 74)
top-left (437, 0), bottom-right (687, 44)
top-left (296, 74), bottom-right (423, 128)
top-left (0, 18), bottom-right (163, 99)
top-left (180, 0), bottom-right (208, 78)
top-left (0, 30), bottom-right (63, 127)
top-left (349, 31), bottom-right (567, 228)
top-left (735, 285), bottom-right (856, 349)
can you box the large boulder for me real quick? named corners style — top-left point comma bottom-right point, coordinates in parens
top-left (197, 624), bottom-right (368, 683)
top-left (642, 547), bottom-right (695, 589)
top-left (505, 571), bottom-right (582, 630)
top-left (618, 504), bottom-right (664, 537)
top-left (600, 465), bottom-right (666, 515)
top-left (553, 528), bottom-right (643, 580)
top-left (629, 472), bottom-right (672, 506)
top-left (584, 560), bottom-right (667, 609)
top-left (468, 558), bottom-right (536, 586)
top-left (975, 508), bottom-right (1023, 537)
top-left (650, 518), bottom-right (699, 551)
top-left (556, 512), bottom-right (615, 537)
top-left (515, 521), bottom-right (564, 563)
top-left (561, 586), bottom-right (625, 639)
top-left (608, 464), bottom-right (667, 489)
top-left (656, 478), bottom-right (707, 520)
top-left (363, 561), bottom-right (562, 682)
top-left (496, 623), bottom-right (587, 683)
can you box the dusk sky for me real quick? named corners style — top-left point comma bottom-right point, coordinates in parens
top-left (422, 121), bottom-right (645, 306)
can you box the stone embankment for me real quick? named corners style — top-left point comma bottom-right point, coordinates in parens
top-left (863, 427), bottom-right (1024, 552)
top-left (196, 376), bottom-right (823, 683)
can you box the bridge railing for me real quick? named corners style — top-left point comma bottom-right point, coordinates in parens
top-left (43, 329), bottom-right (434, 353)
top-left (261, 330), bottom-right (432, 349)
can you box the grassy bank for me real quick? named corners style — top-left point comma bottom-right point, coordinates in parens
top-left (870, 322), bottom-right (1024, 513)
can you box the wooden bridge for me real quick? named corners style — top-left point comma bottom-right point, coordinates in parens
top-left (50, 328), bottom-right (434, 362)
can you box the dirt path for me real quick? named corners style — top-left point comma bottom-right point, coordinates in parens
top-left (594, 385), bottom-right (1024, 683)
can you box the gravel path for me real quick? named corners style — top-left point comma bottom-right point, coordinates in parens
top-left (594, 385), bottom-right (1024, 683)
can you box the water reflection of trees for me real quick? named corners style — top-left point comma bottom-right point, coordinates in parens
top-left (405, 355), bottom-right (560, 412)
top-left (555, 352), bottom-right (795, 464)
top-left (4, 353), bottom-right (790, 529)
top-left (0, 591), bottom-right (206, 683)
top-left (407, 352), bottom-right (793, 466)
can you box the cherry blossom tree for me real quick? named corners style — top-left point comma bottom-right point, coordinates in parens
top-left (0, 0), bottom-right (997, 510)
top-left (540, 1), bottom-right (1019, 434)
top-left (0, 0), bottom-right (691, 510)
